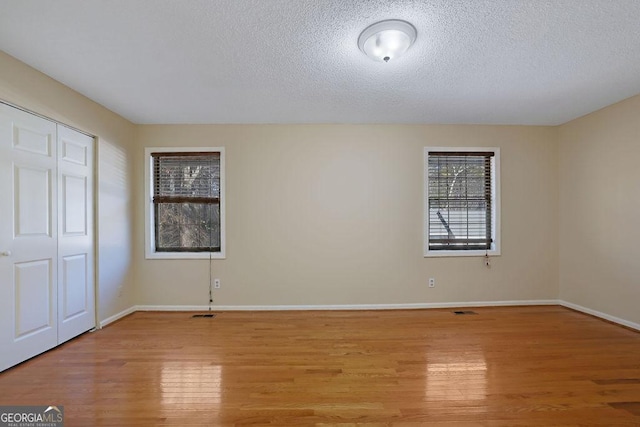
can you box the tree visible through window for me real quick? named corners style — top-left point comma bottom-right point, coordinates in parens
top-left (152, 152), bottom-right (221, 252)
top-left (425, 149), bottom-right (498, 254)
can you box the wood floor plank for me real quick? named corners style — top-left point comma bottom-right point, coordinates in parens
top-left (1, 306), bottom-right (640, 425)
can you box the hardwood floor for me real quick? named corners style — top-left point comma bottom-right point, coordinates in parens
top-left (1, 306), bottom-right (640, 426)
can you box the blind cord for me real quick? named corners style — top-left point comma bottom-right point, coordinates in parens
top-left (209, 250), bottom-right (213, 311)
top-left (208, 157), bottom-right (214, 312)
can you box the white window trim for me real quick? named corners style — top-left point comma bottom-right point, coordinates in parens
top-left (144, 146), bottom-right (226, 260)
top-left (423, 146), bottom-right (501, 258)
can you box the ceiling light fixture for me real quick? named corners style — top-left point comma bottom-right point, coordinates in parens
top-left (358, 19), bottom-right (417, 63)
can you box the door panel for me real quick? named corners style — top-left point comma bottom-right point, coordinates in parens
top-left (15, 259), bottom-right (54, 338)
top-left (61, 254), bottom-right (87, 320)
top-left (61, 138), bottom-right (87, 165)
top-left (57, 125), bottom-right (95, 344)
top-left (62, 175), bottom-right (87, 235)
top-left (15, 165), bottom-right (52, 236)
top-left (0, 103), bottom-right (58, 372)
top-left (12, 124), bottom-right (52, 156)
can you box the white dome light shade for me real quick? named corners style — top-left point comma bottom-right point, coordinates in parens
top-left (358, 20), bottom-right (417, 62)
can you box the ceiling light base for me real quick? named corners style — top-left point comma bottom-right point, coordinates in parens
top-left (358, 19), bottom-right (417, 63)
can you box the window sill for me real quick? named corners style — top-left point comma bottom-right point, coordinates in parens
top-left (145, 251), bottom-right (226, 260)
top-left (424, 249), bottom-right (500, 258)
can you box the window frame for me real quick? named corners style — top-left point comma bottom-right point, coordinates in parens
top-left (423, 146), bottom-right (500, 258)
top-left (144, 147), bottom-right (226, 260)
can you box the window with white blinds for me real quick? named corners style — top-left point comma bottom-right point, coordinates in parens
top-left (145, 148), bottom-right (225, 259)
top-left (424, 147), bottom-right (500, 257)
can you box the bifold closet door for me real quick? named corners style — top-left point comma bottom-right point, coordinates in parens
top-left (0, 104), bottom-right (59, 372)
top-left (0, 104), bottom-right (96, 372)
top-left (57, 125), bottom-right (95, 344)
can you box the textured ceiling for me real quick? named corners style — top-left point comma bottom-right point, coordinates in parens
top-left (1, 0), bottom-right (640, 125)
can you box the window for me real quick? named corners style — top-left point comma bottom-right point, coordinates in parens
top-left (145, 147), bottom-right (225, 259)
top-left (424, 147), bottom-right (500, 257)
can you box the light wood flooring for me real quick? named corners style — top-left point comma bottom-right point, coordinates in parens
top-left (1, 306), bottom-right (640, 426)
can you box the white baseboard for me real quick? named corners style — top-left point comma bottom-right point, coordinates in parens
top-left (99, 306), bottom-right (136, 328)
top-left (559, 300), bottom-right (640, 331)
top-left (135, 305), bottom-right (214, 311)
top-left (101, 301), bottom-right (638, 332)
top-left (134, 299), bottom-right (559, 312)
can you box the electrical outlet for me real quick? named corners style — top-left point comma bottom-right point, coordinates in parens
top-left (214, 279), bottom-right (221, 289)
top-left (428, 278), bottom-right (435, 288)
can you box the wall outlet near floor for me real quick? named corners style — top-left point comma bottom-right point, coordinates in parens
top-left (214, 279), bottom-right (221, 289)
top-left (428, 278), bottom-right (435, 288)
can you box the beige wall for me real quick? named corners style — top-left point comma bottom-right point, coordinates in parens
top-left (134, 124), bottom-right (558, 307)
top-left (0, 51), bottom-right (561, 318)
top-left (3, 50), bottom-right (638, 328)
top-left (0, 51), bottom-right (136, 323)
top-left (558, 94), bottom-right (640, 325)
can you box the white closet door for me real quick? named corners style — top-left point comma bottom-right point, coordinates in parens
top-left (57, 125), bottom-right (95, 343)
top-left (0, 103), bottom-right (58, 372)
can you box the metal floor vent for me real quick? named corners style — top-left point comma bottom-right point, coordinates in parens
top-left (453, 310), bottom-right (478, 315)
top-left (192, 313), bottom-right (216, 318)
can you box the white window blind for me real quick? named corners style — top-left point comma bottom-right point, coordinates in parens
top-left (152, 152), bottom-right (221, 252)
top-left (427, 151), bottom-right (494, 251)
